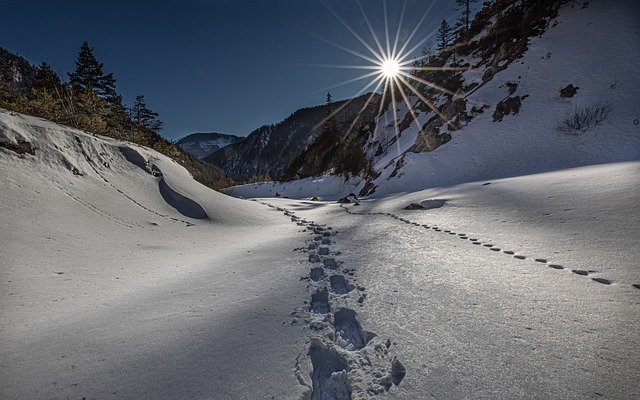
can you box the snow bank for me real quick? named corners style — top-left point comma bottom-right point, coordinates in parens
top-left (0, 109), bottom-right (310, 399)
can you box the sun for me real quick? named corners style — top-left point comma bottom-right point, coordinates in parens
top-left (380, 58), bottom-right (400, 78)
top-left (307, 1), bottom-right (476, 157)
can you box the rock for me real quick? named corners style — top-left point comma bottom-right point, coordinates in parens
top-left (0, 139), bottom-right (36, 155)
top-left (404, 203), bottom-right (424, 210)
top-left (493, 96), bottom-right (523, 122)
top-left (560, 84), bottom-right (579, 98)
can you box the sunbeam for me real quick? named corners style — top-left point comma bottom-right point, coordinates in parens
top-left (309, 0), bottom-right (475, 160)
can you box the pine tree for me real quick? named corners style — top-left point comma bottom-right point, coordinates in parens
top-left (0, 76), bottom-right (17, 109)
top-left (68, 41), bottom-right (120, 107)
top-left (32, 63), bottom-right (62, 93)
top-left (436, 20), bottom-right (454, 54)
top-left (68, 42), bottom-right (105, 93)
top-left (455, 0), bottom-right (479, 34)
top-left (131, 95), bottom-right (163, 133)
top-left (321, 92), bottom-right (338, 139)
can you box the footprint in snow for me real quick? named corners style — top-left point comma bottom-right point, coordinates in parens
top-left (391, 357), bottom-right (406, 386)
top-left (330, 275), bottom-right (353, 295)
top-left (310, 267), bottom-right (325, 282)
top-left (319, 247), bottom-right (330, 256)
top-left (549, 264), bottom-right (564, 270)
top-left (309, 254), bottom-right (321, 263)
top-left (334, 308), bottom-right (370, 351)
top-left (323, 258), bottom-right (338, 270)
top-left (514, 255), bottom-right (527, 260)
top-left (592, 278), bottom-right (612, 285)
top-left (308, 341), bottom-right (351, 400)
top-left (572, 269), bottom-right (589, 276)
top-left (310, 290), bottom-right (330, 314)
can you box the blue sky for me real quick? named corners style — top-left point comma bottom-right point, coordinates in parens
top-left (3, 0), bottom-right (457, 139)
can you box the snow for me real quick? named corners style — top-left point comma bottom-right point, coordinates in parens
top-left (0, 110), bottom-right (310, 399)
top-left (2, 1), bottom-right (640, 399)
top-left (6, 106), bottom-right (636, 399)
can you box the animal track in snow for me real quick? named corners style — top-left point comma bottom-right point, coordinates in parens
top-left (340, 204), bottom-right (621, 289)
top-left (319, 247), bottom-right (330, 256)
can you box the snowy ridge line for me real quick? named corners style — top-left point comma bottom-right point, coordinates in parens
top-left (254, 200), bottom-right (407, 399)
top-left (340, 204), bottom-right (638, 291)
top-left (73, 134), bottom-right (196, 226)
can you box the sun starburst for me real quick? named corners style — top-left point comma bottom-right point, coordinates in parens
top-left (305, 0), bottom-right (478, 161)
top-left (380, 58), bottom-right (400, 78)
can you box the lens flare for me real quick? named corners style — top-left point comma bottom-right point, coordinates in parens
top-left (306, 0), bottom-right (480, 159)
top-left (381, 59), bottom-right (400, 78)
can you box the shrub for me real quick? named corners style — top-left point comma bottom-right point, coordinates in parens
top-left (556, 103), bottom-right (612, 135)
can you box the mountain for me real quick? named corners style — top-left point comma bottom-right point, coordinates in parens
top-left (204, 93), bottom-right (376, 181)
top-left (227, 0), bottom-right (640, 199)
top-left (176, 132), bottom-right (243, 158)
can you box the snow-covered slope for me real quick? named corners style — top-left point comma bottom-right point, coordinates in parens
top-left (229, 0), bottom-right (639, 200)
top-left (2, 1), bottom-right (640, 398)
top-left (361, 0), bottom-right (640, 197)
top-left (0, 109), bottom-right (311, 399)
top-left (260, 161), bottom-right (640, 398)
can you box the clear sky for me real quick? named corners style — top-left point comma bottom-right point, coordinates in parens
top-left (3, 0), bottom-right (457, 140)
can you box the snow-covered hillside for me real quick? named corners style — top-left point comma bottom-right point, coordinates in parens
top-left (3, 108), bottom-right (639, 399)
top-left (2, 1), bottom-right (639, 399)
top-left (358, 0), bottom-right (640, 197)
top-left (229, 0), bottom-right (639, 199)
top-left (0, 109), bottom-right (313, 399)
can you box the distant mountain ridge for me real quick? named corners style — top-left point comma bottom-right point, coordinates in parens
top-left (205, 93), bottom-right (375, 181)
top-left (176, 132), bottom-right (243, 159)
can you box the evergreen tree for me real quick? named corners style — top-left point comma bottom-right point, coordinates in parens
top-left (32, 62), bottom-right (63, 93)
top-left (455, 0), bottom-right (479, 35)
top-left (321, 92), bottom-right (338, 139)
top-left (0, 76), bottom-right (17, 109)
top-left (68, 41), bottom-right (120, 107)
top-left (436, 20), bottom-right (454, 54)
top-left (131, 95), bottom-right (163, 133)
top-left (68, 42), bottom-right (105, 93)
